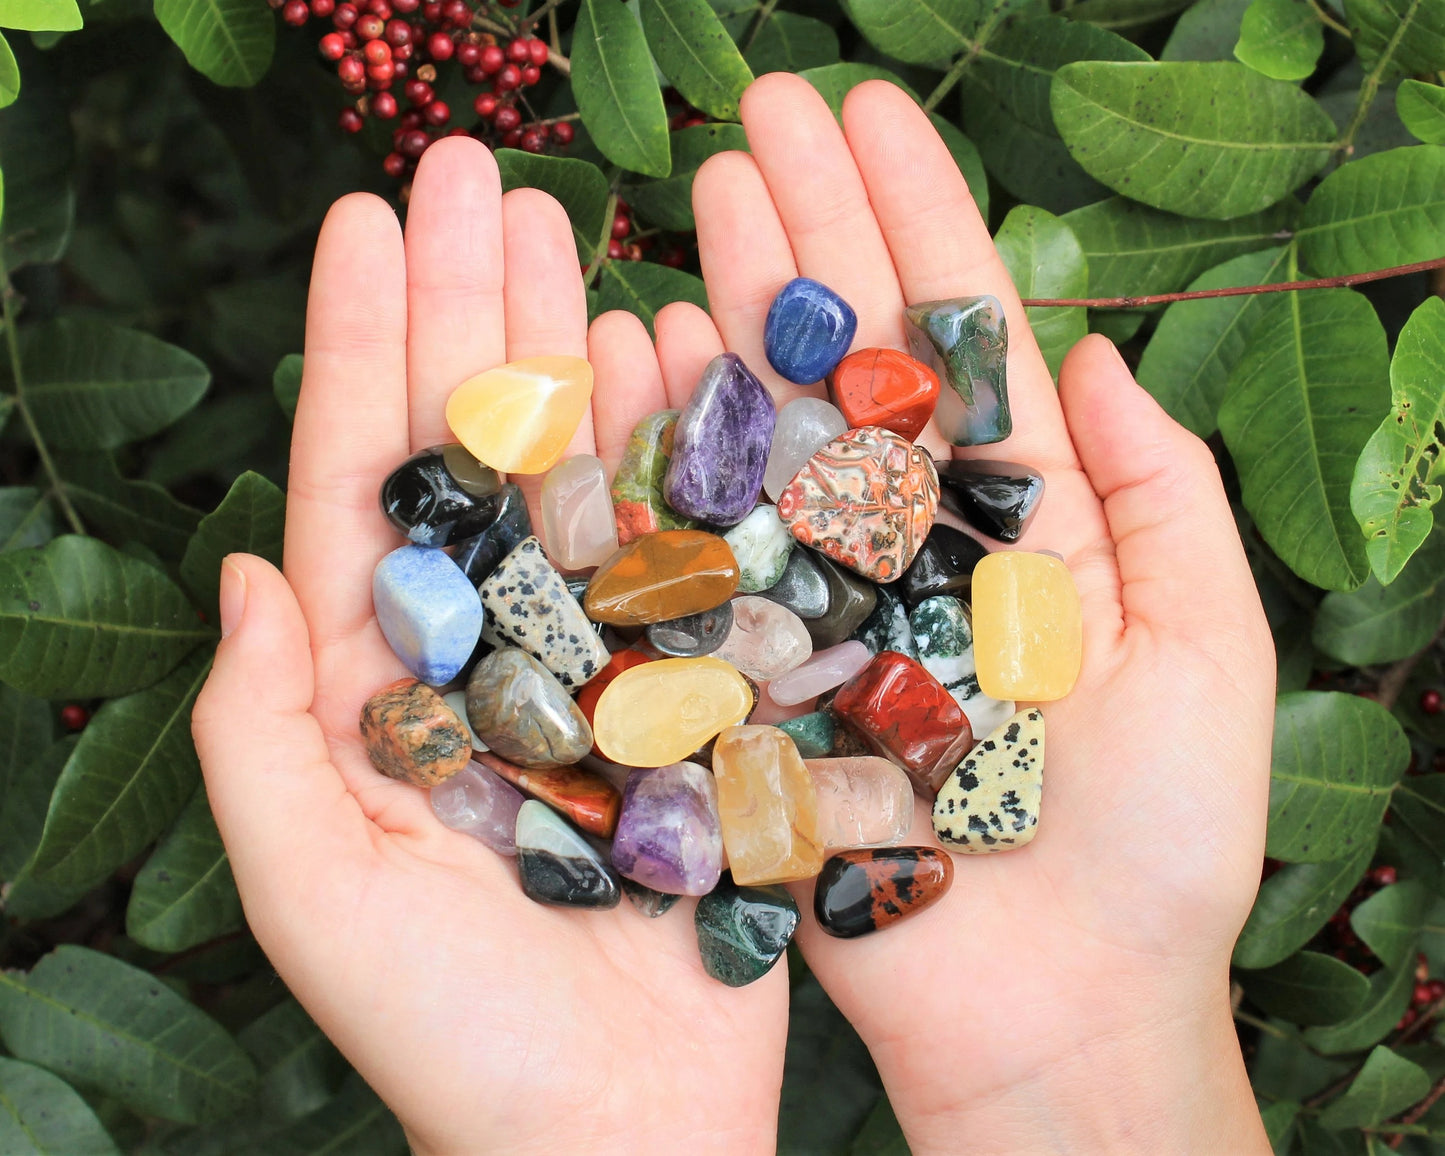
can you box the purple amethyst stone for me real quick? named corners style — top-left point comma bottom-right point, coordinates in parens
top-left (610, 762), bottom-right (723, 896)
top-left (663, 353), bottom-right (776, 527)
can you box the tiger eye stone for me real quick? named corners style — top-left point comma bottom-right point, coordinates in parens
top-left (592, 657), bottom-right (754, 768)
top-left (712, 725), bottom-right (825, 885)
top-left (445, 355), bottom-right (594, 474)
top-left (971, 552), bottom-right (1082, 701)
top-left (360, 678), bottom-right (471, 787)
top-left (583, 530), bottom-right (740, 626)
top-left (830, 348), bottom-right (941, 440)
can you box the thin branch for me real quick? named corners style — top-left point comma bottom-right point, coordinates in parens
top-left (1377, 619), bottom-right (1445, 709)
top-left (520, 0), bottom-right (567, 33)
top-left (583, 187), bottom-right (619, 290)
top-left (740, 0), bottom-right (780, 54)
top-left (1384, 1073), bottom-right (1445, 1149)
top-left (1019, 255), bottom-right (1445, 308)
top-left (1306, 0), bottom-right (1353, 36)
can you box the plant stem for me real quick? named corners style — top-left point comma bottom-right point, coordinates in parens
top-left (584, 187), bottom-right (619, 291)
top-left (1377, 621), bottom-right (1444, 709)
top-left (1232, 1007), bottom-right (1290, 1038)
top-left (1384, 1074), bottom-right (1445, 1148)
top-left (521, 0), bottom-right (567, 32)
top-left (1019, 255), bottom-right (1445, 308)
top-left (741, 0), bottom-right (780, 54)
top-left (923, 51), bottom-right (974, 113)
top-left (1306, 0), bottom-right (1352, 36)
top-left (1335, 0), bottom-right (1417, 157)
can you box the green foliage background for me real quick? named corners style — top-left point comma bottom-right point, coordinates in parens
top-left (0, 0), bottom-right (1442, 1149)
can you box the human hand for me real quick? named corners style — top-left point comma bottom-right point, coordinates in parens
top-left (190, 142), bottom-right (789, 1156)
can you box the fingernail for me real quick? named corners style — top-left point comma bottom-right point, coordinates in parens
top-left (219, 558), bottom-right (247, 640)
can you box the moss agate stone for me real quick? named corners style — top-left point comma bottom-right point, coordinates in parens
top-left (380, 444), bottom-right (502, 546)
top-left (372, 545), bottom-right (485, 686)
top-left (724, 504), bottom-right (795, 593)
top-left (622, 877), bottom-right (681, 917)
top-left (905, 296), bottom-right (1010, 447)
top-left (360, 678), bottom-right (472, 787)
top-left (694, 872), bottom-right (800, 987)
top-left (610, 410), bottom-right (700, 545)
top-left (849, 583), bottom-right (918, 659)
top-left (764, 277), bottom-right (857, 385)
top-left (515, 800), bottom-right (621, 909)
top-left (935, 459), bottom-right (1044, 543)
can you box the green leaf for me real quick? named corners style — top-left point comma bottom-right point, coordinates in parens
top-left (1345, 0), bottom-right (1445, 81)
top-left (640, 0), bottom-right (753, 121)
top-left (993, 205), bottom-right (1088, 378)
top-left (1305, 957), bottom-right (1416, 1054)
top-left (152, 0), bottom-right (274, 87)
top-left (1351, 880), bottom-right (1431, 970)
top-left (1259, 1099), bottom-right (1300, 1153)
top-left (0, 536), bottom-right (212, 698)
top-left (1135, 246), bottom-right (1290, 438)
top-left (779, 974), bottom-right (882, 1153)
top-left (0, 65), bottom-right (74, 269)
top-left (1252, 1020), bottom-right (1355, 1101)
top-left (1233, 0), bottom-right (1323, 80)
top-left (850, 1096), bottom-right (908, 1154)
top-left (0, 487), bottom-right (54, 552)
top-left (1314, 530), bottom-right (1445, 664)
top-left (0, 0), bottom-right (80, 29)
top-left (799, 62), bottom-right (917, 119)
top-left (1051, 61), bottom-right (1336, 219)
top-left (1318, 1046), bottom-right (1431, 1129)
top-left (1297, 146), bottom-right (1445, 276)
top-left (1064, 0), bottom-right (1194, 31)
top-left (0, 945), bottom-right (256, 1123)
top-left (840, 0), bottom-right (978, 64)
top-left (572, 0), bottom-right (671, 178)
top-left (1265, 691), bottom-right (1408, 863)
top-left (239, 1071), bottom-right (407, 1155)
top-left (595, 260), bottom-right (708, 335)
top-left (1391, 777), bottom-right (1445, 881)
top-left (179, 472), bottom-right (284, 623)
top-left (28, 650), bottom-right (210, 891)
top-left (1162, 0), bottom-right (1252, 61)
top-left (272, 354), bottom-right (301, 420)
top-left (56, 455), bottom-right (204, 562)
top-left (1234, 840), bottom-right (1375, 967)
top-left (237, 999), bottom-right (345, 1122)
top-left (1239, 951), bottom-right (1371, 1025)
top-left (495, 150), bottom-right (610, 266)
top-left (622, 123), bottom-right (748, 232)
top-left (743, 11), bottom-right (839, 74)
top-left (16, 319), bottom-right (210, 451)
top-left (126, 785), bottom-right (242, 953)
top-left (1060, 196), bottom-right (1296, 296)
top-left (1398, 80), bottom-right (1445, 144)
top-left (0, 732), bottom-right (67, 881)
top-left (1218, 289), bottom-right (1389, 592)
top-left (0, 1056), bottom-right (120, 1155)
top-left (0, 32), bottom-right (18, 108)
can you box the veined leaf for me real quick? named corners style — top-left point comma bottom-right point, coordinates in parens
top-left (0, 66), bottom-right (74, 270)
top-left (1258, 1101), bottom-right (1300, 1152)
top-left (1297, 146), bottom-right (1445, 276)
top-left (1351, 880), bottom-right (1431, 970)
top-left (1163, 0), bottom-right (1252, 61)
top-left (0, 733), bottom-right (68, 881)
top-left (743, 11), bottom-right (839, 74)
top-left (0, 486), bottom-right (54, 552)
top-left (273, 353), bottom-right (302, 420)
top-left (1234, 840), bottom-right (1374, 967)
top-left (929, 115), bottom-right (989, 224)
top-left (1064, 0), bottom-right (1193, 30)
top-left (56, 454), bottom-right (204, 562)
top-left (993, 205), bottom-right (1088, 378)
top-left (179, 471), bottom-right (284, 622)
top-left (0, 0), bottom-right (80, 30)
top-left (1345, 0), bottom-right (1445, 80)
top-left (623, 123), bottom-right (749, 232)
top-left (595, 260), bottom-right (708, 335)
top-left (1314, 528), bottom-right (1445, 663)
top-left (1304, 957), bottom-right (1416, 1053)
top-left (1397, 79), bottom-right (1445, 144)
top-left (840, 0), bottom-right (979, 64)
top-left (0, 1056), bottom-right (120, 1155)
top-left (799, 62), bottom-right (916, 118)
top-left (1238, 951), bottom-right (1371, 1025)
top-left (572, 0), bottom-right (671, 177)
top-left (0, 32), bottom-right (17, 108)
top-left (495, 149), bottom-right (610, 266)
top-left (640, 0), bottom-right (753, 122)
top-left (237, 999), bottom-right (346, 1122)
top-left (1233, 0), bottom-right (1323, 80)
top-left (153, 0), bottom-right (274, 86)
top-left (1317, 1046), bottom-right (1430, 1129)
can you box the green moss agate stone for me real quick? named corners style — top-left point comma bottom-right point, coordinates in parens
top-left (694, 872), bottom-right (800, 987)
top-left (774, 712), bottom-right (836, 759)
top-left (904, 296), bottom-right (1010, 447)
top-left (850, 583), bottom-right (918, 659)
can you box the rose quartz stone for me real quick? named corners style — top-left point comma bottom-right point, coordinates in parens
top-left (806, 757), bottom-right (914, 851)
top-left (767, 640), bottom-right (872, 706)
top-left (712, 595), bottom-right (813, 681)
top-left (748, 682), bottom-right (816, 725)
top-left (541, 454), bottom-right (620, 570)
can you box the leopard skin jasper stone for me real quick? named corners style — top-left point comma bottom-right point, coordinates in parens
top-left (933, 708), bottom-right (1043, 854)
top-left (360, 678), bottom-right (472, 787)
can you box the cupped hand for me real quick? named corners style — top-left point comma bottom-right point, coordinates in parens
top-left (190, 143), bottom-right (788, 1156)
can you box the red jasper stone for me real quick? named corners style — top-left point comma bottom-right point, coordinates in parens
top-left (830, 348), bottom-right (940, 440)
top-left (831, 652), bottom-right (973, 796)
top-left (475, 751), bottom-right (621, 838)
top-left (813, 847), bottom-right (953, 938)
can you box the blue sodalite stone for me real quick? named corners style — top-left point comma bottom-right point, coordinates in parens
top-left (763, 277), bottom-right (857, 385)
top-left (372, 545), bottom-right (485, 686)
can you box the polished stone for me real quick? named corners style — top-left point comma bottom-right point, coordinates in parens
top-left (936, 459), bottom-right (1045, 543)
top-left (806, 554), bottom-right (877, 649)
top-left (904, 296), bottom-right (1010, 448)
top-left (442, 690), bottom-right (488, 752)
top-left (611, 761), bottom-right (723, 895)
top-left (515, 800), bottom-right (621, 908)
top-left (850, 583), bottom-right (918, 659)
top-left (573, 649), bottom-right (652, 732)
top-left (465, 649), bottom-right (594, 769)
top-left (756, 547), bottom-right (829, 620)
top-left (775, 711), bottom-right (835, 759)
top-left (541, 454), bottom-right (619, 571)
top-left (764, 397), bottom-right (849, 502)
top-left (476, 750), bottom-right (620, 838)
top-left (767, 641), bottom-right (872, 707)
top-left (694, 872), bottom-right (800, 987)
top-left (814, 847), bottom-right (953, 938)
top-left (622, 877), bottom-right (681, 917)
top-left (360, 678), bottom-right (472, 787)
top-left (712, 725), bottom-right (824, 885)
top-left (429, 762), bottom-right (524, 853)
top-left (764, 277), bottom-right (857, 385)
top-left (724, 504), bottom-right (795, 593)
top-left (933, 708), bottom-right (1043, 853)
top-left (645, 602), bottom-right (734, 659)
top-left (747, 680), bottom-right (814, 726)
top-left (712, 596), bottom-right (813, 681)
top-left (830, 348), bottom-right (940, 440)
top-left (664, 354), bottom-right (776, 526)
top-left (453, 483), bottom-right (532, 587)
top-left (909, 596), bottom-right (1017, 736)
top-left (593, 657), bottom-right (754, 768)
top-left (380, 444), bottom-right (502, 547)
top-left (806, 757), bottom-right (914, 851)
top-left (610, 410), bottom-right (700, 545)
top-left (584, 530), bottom-right (739, 626)
top-left (371, 546), bottom-right (484, 687)
top-left (778, 427), bottom-right (939, 584)
top-left (446, 355), bottom-right (594, 474)
top-left (972, 553), bottom-right (1082, 701)
top-left (899, 524), bottom-right (989, 609)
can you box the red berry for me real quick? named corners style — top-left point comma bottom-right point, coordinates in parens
top-left (340, 29), bottom-right (357, 47)
top-left (268, 0), bottom-right (285, 10)
top-left (528, 36), bottom-right (548, 66)
top-left (60, 704), bottom-right (88, 731)
top-left (506, 36), bottom-right (530, 62)
top-left (682, 114), bottom-right (706, 129)
top-left (1370, 864), bottom-right (1399, 886)
top-left (447, 126), bottom-right (469, 136)
top-left (611, 211), bottom-right (630, 240)
top-left (457, 41), bottom-right (480, 66)
top-left (625, 242), bottom-right (642, 260)
top-left (607, 239), bottom-right (624, 259)
top-left (400, 108), bottom-right (424, 130)
top-left (480, 43), bottom-right (504, 73)
top-left (282, 0), bottom-right (309, 24)
top-left (383, 151), bottom-right (407, 177)
top-left (364, 37), bottom-right (391, 63)
top-left (392, 0), bottom-right (417, 11)
top-left (423, 98), bottom-right (450, 125)
top-left (392, 58), bottom-right (408, 76)
top-left (1398, 1008), bottom-right (1419, 1030)
top-left (319, 31), bottom-right (346, 58)
top-left (311, 0), bottom-right (335, 14)
top-left (519, 63), bottom-right (540, 86)
top-left (1430, 979), bottom-right (1445, 1000)
top-left (1415, 981), bottom-right (1434, 1006)
top-left (333, 1), bottom-right (357, 25)
top-left (366, 60), bottom-right (394, 83)
top-left (355, 12), bottom-right (383, 38)
top-left (1422, 689), bottom-right (1443, 714)
top-left (338, 55), bottom-right (365, 84)
top-left (499, 0), bottom-right (520, 6)
top-left (383, 18), bottom-right (409, 44)
top-left (372, 90), bottom-right (398, 118)
top-left (520, 128), bottom-right (544, 152)
top-left (493, 104), bottom-right (521, 132)
top-left (552, 120), bottom-right (574, 145)
top-left (473, 91), bottom-right (498, 118)
top-left (659, 247), bottom-right (684, 267)
top-left (404, 78), bottom-right (432, 104)
top-left (421, 0), bottom-right (440, 18)
top-left (339, 107), bottom-right (366, 133)
top-left (441, 0), bottom-right (467, 25)
top-left (392, 41), bottom-right (412, 60)
top-left (427, 30), bottom-right (454, 59)
top-left (399, 128), bottom-right (430, 158)
top-left (501, 127), bottom-right (522, 147)
top-left (495, 63), bottom-right (520, 91)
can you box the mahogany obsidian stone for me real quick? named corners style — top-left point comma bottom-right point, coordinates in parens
top-left (898, 524), bottom-right (989, 609)
top-left (935, 459), bottom-right (1044, 543)
top-left (381, 444), bottom-right (503, 547)
top-left (452, 483), bottom-right (531, 586)
top-left (813, 847), bottom-right (953, 938)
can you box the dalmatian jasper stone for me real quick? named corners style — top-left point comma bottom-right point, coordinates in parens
top-left (478, 536), bottom-right (608, 689)
top-left (932, 707), bottom-right (1042, 853)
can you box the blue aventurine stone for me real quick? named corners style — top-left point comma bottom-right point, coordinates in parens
top-left (763, 277), bottom-right (857, 385)
top-left (373, 545), bottom-right (485, 686)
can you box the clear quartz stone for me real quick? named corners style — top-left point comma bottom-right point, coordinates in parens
top-left (541, 454), bottom-right (620, 570)
top-left (429, 763), bottom-right (525, 855)
top-left (763, 397), bottom-right (848, 502)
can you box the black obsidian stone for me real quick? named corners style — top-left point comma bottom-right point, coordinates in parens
top-left (381, 444), bottom-right (503, 546)
top-left (805, 553), bottom-right (877, 648)
top-left (452, 483), bottom-right (531, 585)
top-left (935, 458), bottom-right (1044, 543)
top-left (898, 524), bottom-right (989, 608)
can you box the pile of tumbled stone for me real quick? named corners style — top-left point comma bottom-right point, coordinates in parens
top-left (359, 278), bottom-right (1077, 987)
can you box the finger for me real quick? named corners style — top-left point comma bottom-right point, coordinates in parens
top-left (286, 193), bottom-right (409, 651)
top-left (404, 138), bottom-right (507, 450)
top-left (588, 309), bottom-right (667, 474)
top-left (654, 301), bottom-right (724, 408)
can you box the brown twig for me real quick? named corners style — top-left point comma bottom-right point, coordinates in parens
top-left (1377, 621), bottom-right (1445, 710)
top-left (1385, 1074), bottom-right (1445, 1149)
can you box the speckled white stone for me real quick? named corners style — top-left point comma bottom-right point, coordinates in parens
top-left (723, 504), bottom-right (795, 593)
top-left (933, 708), bottom-right (1042, 854)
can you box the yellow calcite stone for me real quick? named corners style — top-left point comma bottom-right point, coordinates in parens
top-left (592, 657), bottom-right (753, 768)
top-left (713, 726), bottom-right (824, 885)
top-left (445, 356), bottom-right (594, 474)
top-left (972, 552), bottom-right (1082, 701)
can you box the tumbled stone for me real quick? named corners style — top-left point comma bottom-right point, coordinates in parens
top-left (756, 547), bottom-right (829, 619)
top-left (850, 583), bottom-right (917, 659)
top-left (724, 505), bottom-right (795, 593)
top-left (446, 355), bottom-right (593, 474)
top-left (584, 530), bottom-right (739, 626)
top-left (832, 651), bottom-right (973, 797)
top-left (904, 296), bottom-right (1010, 448)
top-left (712, 596), bottom-right (813, 681)
top-left (954, 681), bottom-right (1017, 741)
top-left (805, 554), bottom-right (877, 649)
top-left (806, 756), bottom-right (914, 851)
top-left (574, 649), bottom-right (652, 732)
top-left (830, 348), bottom-right (940, 440)
top-left (899, 524), bottom-right (989, 609)
top-left (909, 596), bottom-right (1016, 736)
top-left (747, 681), bottom-right (814, 726)
top-left (475, 750), bottom-right (620, 838)
top-left (664, 354), bottom-right (777, 526)
top-left (360, 678), bottom-right (471, 787)
top-left (695, 872), bottom-right (799, 987)
top-left (814, 847), bottom-right (953, 938)
top-left (933, 708), bottom-right (1043, 853)
top-left (541, 454), bottom-right (619, 571)
top-left (611, 762), bottom-right (723, 896)
top-left (610, 410), bottom-right (700, 545)
top-left (372, 546), bottom-right (484, 686)
top-left (622, 877), bottom-right (681, 917)
top-left (645, 602), bottom-right (733, 659)
top-left (442, 690), bottom-right (488, 752)
top-left (479, 536), bottom-right (608, 689)
top-left (778, 427), bottom-right (939, 584)
top-left (764, 397), bottom-right (849, 502)
top-left (936, 459), bottom-right (1045, 543)
top-left (380, 444), bottom-right (502, 547)
top-left (465, 649), bottom-right (593, 769)
top-left (593, 657), bottom-right (754, 768)
top-left (775, 711), bottom-right (835, 759)
top-left (764, 277), bottom-right (857, 385)
top-left (712, 725), bottom-right (824, 885)
top-left (515, 800), bottom-right (621, 909)
top-left (429, 761), bottom-right (524, 853)
top-left (453, 483), bottom-right (532, 587)
top-left (972, 553), bottom-right (1082, 701)
top-left (767, 641), bottom-right (872, 707)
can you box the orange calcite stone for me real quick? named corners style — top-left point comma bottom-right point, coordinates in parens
top-left (583, 530), bottom-right (740, 626)
top-left (574, 649), bottom-right (653, 731)
top-left (592, 657), bottom-right (754, 768)
top-left (830, 348), bottom-right (941, 440)
top-left (712, 725), bottom-right (824, 885)
top-left (971, 552), bottom-right (1082, 701)
top-left (445, 356), bottom-right (593, 474)
top-left (475, 751), bottom-right (621, 838)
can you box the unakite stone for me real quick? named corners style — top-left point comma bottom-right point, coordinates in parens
top-left (611, 761), bottom-right (723, 896)
top-left (453, 483), bottom-right (532, 586)
top-left (806, 554), bottom-right (877, 649)
top-left (465, 649), bottom-right (593, 769)
top-left (775, 711), bottom-right (835, 759)
top-left (593, 657), bottom-right (754, 768)
top-left (623, 877), bottom-right (681, 917)
top-left (904, 296), bottom-right (1010, 447)
top-left (933, 708), bottom-right (1043, 853)
top-left (763, 397), bottom-right (848, 502)
top-left (694, 872), bottom-right (800, 987)
top-left (584, 530), bottom-right (740, 626)
top-left (764, 277), bottom-right (857, 385)
top-left (724, 505), bottom-right (795, 593)
top-left (515, 800), bottom-right (621, 909)
top-left (806, 757), bottom-right (914, 851)
top-left (757, 548), bottom-right (829, 619)
top-left (360, 678), bottom-right (472, 787)
top-left (380, 444), bottom-right (502, 546)
top-left (429, 762), bottom-right (524, 854)
top-left (372, 545), bottom-right (485, 686)
top-left (476, 750), bottom-right (620, 838)
top-left (712, 725), bottom-right (824, 885)
top-left (610, 410), bottom-right (700, 545)
top-left (541, 454), bottom-right (619, 571)
top-left (849, 583), bottom-right (917, 659)
top-left (712, 596), bottom-right (812, 681)
top-left (830, 348), bottom-right (940, 440)
top-left (645, 602), bottom-right (733, 658)
top-left (935, 458), bottom-right (1044, 543)
top-left (972, 552), bottom-right (1082, 701)
top-left (813, 847), bottom-right (953, 938)
top-left (446, 355), bottom-right (594, 474)
top-left (899, 524), bottom-right (990, 608)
